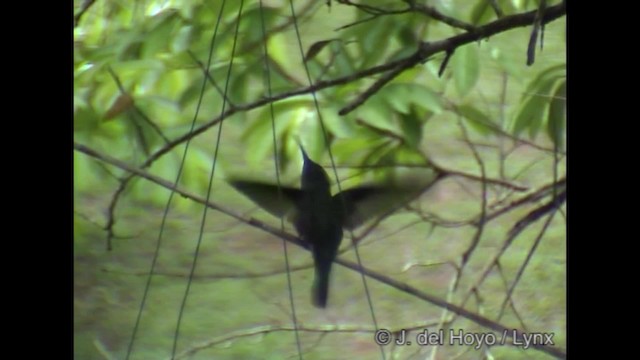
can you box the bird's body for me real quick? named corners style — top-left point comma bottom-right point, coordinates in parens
top-left (295, 148), bottom-right (342, 308)
top-left (229, 146), bottom-right (435, 308)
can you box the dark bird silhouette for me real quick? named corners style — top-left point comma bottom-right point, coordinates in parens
top-left (229, 146), bottom-right (439, 308)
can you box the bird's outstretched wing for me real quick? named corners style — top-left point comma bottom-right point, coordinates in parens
top-left (334, 187), bottom-right (417, 230)
top-left (229, 180), bottom-right (302, 221)
top-left (334, 169), bottom-right (446, 230)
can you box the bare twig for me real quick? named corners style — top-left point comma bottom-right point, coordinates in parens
top-left (410, 3), bottom-right (476, 31)
top-left (456, 117), bottom-right (488, 288)
top-left (497, 203), bottom-right (560, 319)
top-left (460, 188), bottom-right (565, 309)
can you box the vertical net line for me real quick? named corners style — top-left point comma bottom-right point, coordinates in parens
top-left (171, 0), bottom-right (244, 358)
top-left (286, 2), bottom-right (386, 359)
top-left (258, 1), bottom-right (304, 358)
top-left (125, 1), bottom-right (229, 359)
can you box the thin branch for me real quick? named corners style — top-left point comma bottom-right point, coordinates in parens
top-left (106, 67), bottom-right (171, 144)
top-left (339, 64), bottom-right (413, 116)
top-left (186, 50), bottom-right (237, 109)
top-left (481, 177), bottom-right (565, 225)
top-left (438, 49), bottom-right (454, 77)
top-left (336, 0), bottom-right (402, 15)
top-left (498, 204), bottom-right (559, 320)
top-left (456, 117), bottom-right (488, 288)
top-left (507, 188), bottom-right (566, 238)
top-left (339, 0), bottom-right (476, 31)
top-left (100, 264), bottom-right (312, 280)
top-left (459, 188), bottom-right (566, 309)
top-left (334, 14), bottom-right (383, 31)
top-left (410, 3), bottom-right (476, 31)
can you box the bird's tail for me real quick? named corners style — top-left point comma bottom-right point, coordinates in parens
top-left (312, 260), bottom-right (331, 308)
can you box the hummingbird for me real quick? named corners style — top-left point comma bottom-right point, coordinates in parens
top-left (229, 146), bottom-right (438, 308)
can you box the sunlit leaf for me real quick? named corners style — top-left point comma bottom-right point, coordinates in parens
top-left (398, 106), bottom-right (423, 149)
top-left (171, 25), bottom-right (193, 53)
top-left (141, 9), bottom-right (181, 58)
top-left (318, 106), bottom-right (355, 138)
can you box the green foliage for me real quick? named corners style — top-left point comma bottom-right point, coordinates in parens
top-left (457, 104), bottom-right (497, 135)
top-left (452, 44), bottom-right (480, 97)
top-left (511, 64), bottom-right (566, 141)
top-left (547, 80), bottom-right (566, 148)
top-left (74, 1), bottom-right (566, 358)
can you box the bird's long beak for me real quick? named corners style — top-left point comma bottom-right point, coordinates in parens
top-left (296, 138), bottom-right (310, 163)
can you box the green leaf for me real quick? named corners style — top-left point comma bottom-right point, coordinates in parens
top-left (242, 97), bottom-right (313, 167)
top-left (171, 25), bottom-right (193, 53)
top-left (452, 44), bottom-right (480, 97)
top-left (266, 33), bottom-right (290, 75)
top-left (520, 64), bottom-right (566, 101)
top-left (332, 42), bottom-right (356, 78)
top-left (357, 98), bottom-right (395, 134)
top-left (470, 0), bottom-right (517, 24)
top-left (361, 139), bottom-right (395, 168)
top-left (470, 0), bottom-right (492, 25)
top-left (512, 76), bottom-right (560, 137)
top-left (511, 64), bottom-right (566, 138)
top-left (397, 25), bottom-right (417, 47)
top-left (457, 104), bottom-right (496, 135)
top-left (351, 16), bottom-right (393, 69)
top-left (319, 106), bottom-right (355, 138)
top-left (379, 83), bottom-right (443, 114)
top-left (236, 7), bottom-right (279, 46)
top-left (398, 106), bottom-right (423, 149)
top-left (74, 106), bottom-right (101, 132)
top-left (141, 10), bottom-right (181, 58)
top-left (304, 39), bottom-right (334, 63)
top-left (111, 59), bottom-right (166, 81)
top-left (547, 80), bottom-right (566, 148)
top-left (242, 114), bottom-right (282, 168)
top-left (299, 110), bottom-right (329, 160)
top-left (489, 46), bottom-right (524, 81)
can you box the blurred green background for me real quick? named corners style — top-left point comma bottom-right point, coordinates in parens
top-left (74, 0), bottom-right (566, 359)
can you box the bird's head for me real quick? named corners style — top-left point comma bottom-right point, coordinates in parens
top-left (299, 146), bottom-right (331, 191)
